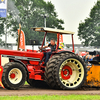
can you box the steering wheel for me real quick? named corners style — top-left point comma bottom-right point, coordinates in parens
top-left (38, 47), bottom-right (47, 51)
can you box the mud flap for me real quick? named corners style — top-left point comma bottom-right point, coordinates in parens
top-left (0, 66), bottom-right (4, 88)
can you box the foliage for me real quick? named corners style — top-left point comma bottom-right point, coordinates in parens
top-left (0, 18), bottom-right (4, 36)
top-left (0, 0), bottom-right (64, 45)
top-left (78, 1), bottom-right (100, 46)
top-left (0, 18), bottom-right (7, 45)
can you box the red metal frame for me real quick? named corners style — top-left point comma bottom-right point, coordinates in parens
top-left (0, 54), bottom-right (4, 88)
top-left (0, 49), bottom-right (43, 60)
top-left (72, 34), bottom-right (75, 52)
top-left (56, 33), bottom-right (60, 50)
top-left (0, 55), bottom-right (1, 66)
top-left (42, 32), bottom-right (47, 47)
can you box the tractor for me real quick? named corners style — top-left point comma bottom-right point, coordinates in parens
top-left (0, 27), bottom-right (87, 90)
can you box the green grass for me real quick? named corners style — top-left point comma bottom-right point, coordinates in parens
top-left (25, 81), bottom-right (28, 85)
top-left (0, 95), bottom-right (100, 100)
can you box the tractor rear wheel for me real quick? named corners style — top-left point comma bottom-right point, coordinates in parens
top-left (45, 53), bottom-right (86, 90)
top-left (2, 62), bottom-right (27, 90)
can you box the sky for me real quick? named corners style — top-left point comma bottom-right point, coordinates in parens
top-left (3, 0), bottom-right (97, 44)
top-left (44, 0), bottom-right (97, 44)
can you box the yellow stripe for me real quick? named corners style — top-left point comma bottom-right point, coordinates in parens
top-left (0, 81), bottom-right (4, 88)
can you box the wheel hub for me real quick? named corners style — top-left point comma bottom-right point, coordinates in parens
top-left (10, 73), bottom-right (15, 79)
top-left (63, 69), bottom-right (69, 76)
top-left (61, 66), bottom-right (72, 80)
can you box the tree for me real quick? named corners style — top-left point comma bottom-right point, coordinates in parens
top-left (0, 18), bottom-right (4, 35)
top-left (78, 1), bottom-right (100, 46)
top-left (0, 18), bottom-right (5, 45)
top-left (5, 0), bottom-right (64, 44)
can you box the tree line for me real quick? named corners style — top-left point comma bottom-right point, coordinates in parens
top-left (0, 0), bottom-right (64, 45)
top-left (78, 1), bottom-right (100, 46)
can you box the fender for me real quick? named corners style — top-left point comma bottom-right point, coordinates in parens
top-left (9, 58), bottom-right (29, 79)
top-left (56, 50), bottom-right (75, 54)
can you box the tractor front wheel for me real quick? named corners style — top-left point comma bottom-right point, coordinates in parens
top-left (2, 62), bottom-right (27, 90)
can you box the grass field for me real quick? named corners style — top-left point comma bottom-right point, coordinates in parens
top-left (0, 95), bottom-right (100, 100)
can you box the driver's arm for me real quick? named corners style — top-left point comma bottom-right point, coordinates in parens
top-left (39, 45), bottom-right (48, 50)
top-left (43, 43), bottom-right (51, 48)
top-left (42, 45), bottom-right (48, 49)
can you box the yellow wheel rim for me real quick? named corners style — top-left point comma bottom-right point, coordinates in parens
top-left (8, 68), bottom-right (22, 84)
top-left (59, 58), bottom-right (84, 88)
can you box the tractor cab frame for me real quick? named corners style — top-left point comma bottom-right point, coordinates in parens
top-left (32, 27), bottom-right (75, 52)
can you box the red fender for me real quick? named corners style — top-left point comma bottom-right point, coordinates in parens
top-left (0, 66), bottom-right (4, 88)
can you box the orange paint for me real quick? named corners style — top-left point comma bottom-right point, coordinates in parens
top-left (18, 29), bottom-right (25, 50)
top-left (59, 34), bottom-right (63, 43)
top-left (57, 34), bottom-right (64, 49)
top-left (86, 64), bottom-right (100, 87)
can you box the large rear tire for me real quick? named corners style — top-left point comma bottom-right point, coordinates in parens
top-left (2, 62), bottom-right (27, 90)
top-left (45, 53), bottom-right (86, 90)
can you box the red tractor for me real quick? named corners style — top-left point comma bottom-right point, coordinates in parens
top-left (0, 27), bottom-right (86, 90)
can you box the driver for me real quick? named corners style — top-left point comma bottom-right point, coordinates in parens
top-left (40, 39), bottom-right (56, 66)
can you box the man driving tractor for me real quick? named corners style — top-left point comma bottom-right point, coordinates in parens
top-left (40, 38), bottom-right (56, 66)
